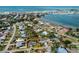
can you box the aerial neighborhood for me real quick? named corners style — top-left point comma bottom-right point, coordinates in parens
top-left (0, 11), bottom-right (79, 53)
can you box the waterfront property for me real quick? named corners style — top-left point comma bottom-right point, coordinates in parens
top-left (0, 6), bottom-right (79, 53)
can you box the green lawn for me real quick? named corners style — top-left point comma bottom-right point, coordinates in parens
top-left (0, 45), bottom-right (5, 51)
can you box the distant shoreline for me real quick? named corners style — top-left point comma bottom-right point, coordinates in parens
top-left (40, 17), bottom-right (79, 29)
top-left (41, 14), bottom-right (79, 29)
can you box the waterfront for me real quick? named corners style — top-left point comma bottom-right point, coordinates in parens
top-left (42, 14), bottom-right (79, 28)
top-left (0, 6), bottom-right (79, 28)
top-left (0, 6), bottom-right (79, 53)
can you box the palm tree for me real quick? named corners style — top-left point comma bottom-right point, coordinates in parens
top-left (76, 28), bottom-right (79, 32)
top-left (64, 40), bottom-right (72, 47)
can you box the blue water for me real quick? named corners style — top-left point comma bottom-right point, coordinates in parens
top-left (0, 6), bottom-right (79, 12)
top-left (0, 6), bottom-right (79, 28)
top-left (43, 14), bottom-right (79, 28)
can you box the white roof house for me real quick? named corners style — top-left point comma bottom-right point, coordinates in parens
top-left (0, 35), bottom-right (6, 44)
top-left (39, 21), bottom-right (44, 25)
top-left (16, 38), bottom-right (24, 42)
top-left (20, 31), bottom-right (25, 34)
top-left (21, 34), bottom-right (26, 38)
top-left (20, 31), bottom-right (27, 38)
top-left (19, 26), bottom-right (25, 30)
top-left (35, 29), bottom-right (42, 32)
top-left (42, 31), bottom-right (48, 35)
top-left (16, 38), bottom-right (25, 47)
top-left (7, 27), bottom-right (11, 30)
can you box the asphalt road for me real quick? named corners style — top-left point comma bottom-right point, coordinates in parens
top-left (3, 24), bottom-right (16, 52)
